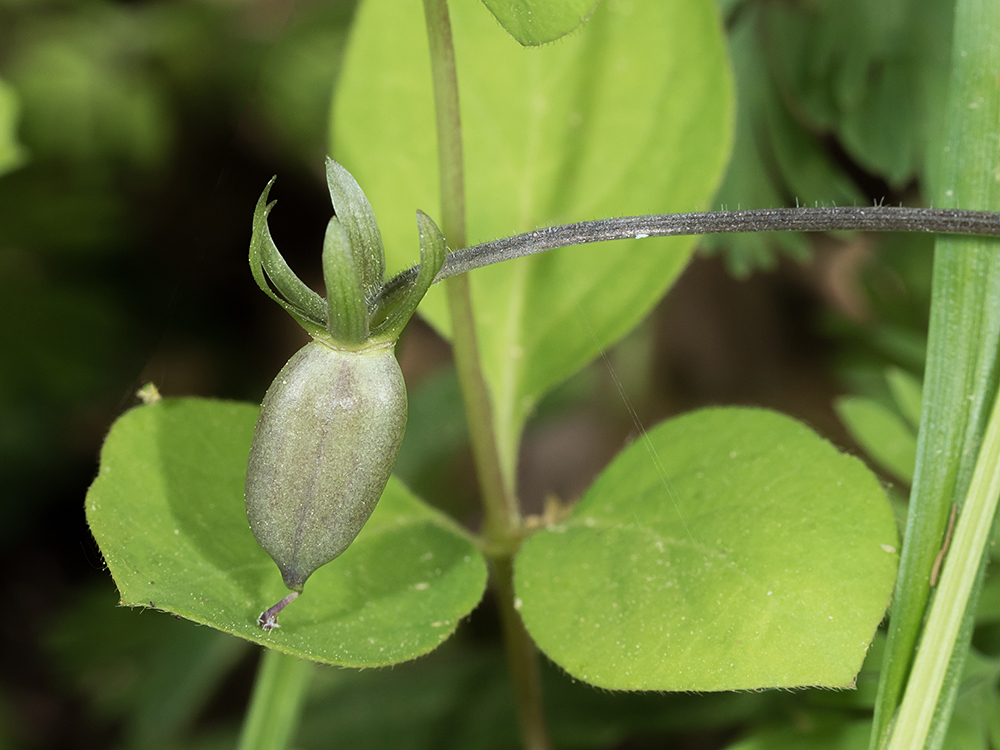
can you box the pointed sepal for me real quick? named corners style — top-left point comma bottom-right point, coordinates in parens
top-left (249, 178), bottom-right (329, 339)
top-left (322, 216), bottom-right (370, 344)
top-left (370, 210), bottom-right (447, 343)
top-left (326, 158), bottom-right (385, 303)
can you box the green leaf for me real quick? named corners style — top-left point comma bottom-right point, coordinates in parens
top-left (479, 0), bottom-right (597, 45)
top-left (804, 631), bottom-right (886, 712)
top-left (86, 398), bottom-right (488, 668)
top-left (514, 407), bottom-right (898, 691)
top-left (0, 77), bottom-right (27, 178)
top-left (333, 0), bottom-right (732, 481)
top-left (835, 395), bottom-right (917, 483)
top-left (888, 373), bottom-right (1000, 748)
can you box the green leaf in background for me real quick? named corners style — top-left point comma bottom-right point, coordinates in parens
top-left (7, 17), bottom-right (173, 169)
top-left (0, 77), bottom-right (27, 177)
top-left (332, 0), bottom-right (732, 482)
top-left (703, 0), bottom-right (955, 276)
top-left (86, 398), bottom-right (488, 667)
top-left (701, 6), bottom-right (861, 277)
top-left (941, 649), bottom-right (1000, 750)
top-left (976, 574), bottom-right (1000, 622)
top-left (762, 0), bottom-right (953, 189)
top-left (479, 0), bottom-right (597, 45)
top-left (515, 408), bottom-right (898, 691)
top-left (46, 584), bottom-right (248, 750)
top-left (393, 366), bottom-right (474, 520)
top-left (254, 3), bottom-right (353, 169)
top-left (886, 366), bottom-right (923, 428)
top-left (725, 715), bottom-right (871, 750)
top-left (296, 638), bottom-right (778, 750)
top-left (835, 396), bottom-right (916, 483)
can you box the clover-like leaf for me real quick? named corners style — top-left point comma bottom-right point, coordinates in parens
top-left (514, 408), bottom-right (899, 690)
top-left (86, 398), bottom-right (488, 667)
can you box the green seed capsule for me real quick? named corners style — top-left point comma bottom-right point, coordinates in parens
top-left (245, 340), bottom-right (406, 594)
top-left (246, 158), bottom-right (446, 629)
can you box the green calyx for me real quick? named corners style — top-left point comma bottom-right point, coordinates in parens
top-left (249, 157), bottom-right (447, 349)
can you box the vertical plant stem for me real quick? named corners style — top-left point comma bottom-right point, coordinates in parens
top-left (492, 556), bottom-right (551, 750)
top-left (421, 2), bottom-right (550, 750)
top-left (237, 648), bottom-right (314, 750)
top-left (420, 0), bottom-right (519, 543)
top-left (445, 275), bottom-right (521, 540)
top-left (869, 0), bottom-right (1000, 747)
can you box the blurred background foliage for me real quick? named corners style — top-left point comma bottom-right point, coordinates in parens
top-left (0, 0), bottom-right (983, 747)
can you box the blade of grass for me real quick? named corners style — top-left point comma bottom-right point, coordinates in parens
top-left (869, 0), bottom-right (1000, 746)
top-left (888, 387), bottom-right (1000, 748)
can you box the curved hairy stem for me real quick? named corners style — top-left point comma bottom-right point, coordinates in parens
top-left (378, 205), bottom-right (1000, 302)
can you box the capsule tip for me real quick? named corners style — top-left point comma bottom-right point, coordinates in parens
top-left (257, 591), bottom-right (300, 631)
